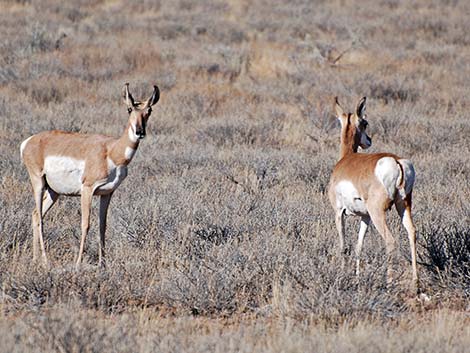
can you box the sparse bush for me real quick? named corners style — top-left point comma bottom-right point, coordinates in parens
top-left (422, 224), bottom-right (470, 287)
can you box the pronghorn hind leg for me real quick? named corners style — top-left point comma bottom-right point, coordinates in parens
top-left (98, 193), bottom-right (113, 268)
top-left (396, 193), bottom-right (419, 293)
top-left (355, 216), bottom-right (370, 276)
top-left (76, 186), bottom-right (93, 268)
top-left (32, 187), bottom-right (59, 262)
top-left (335, 209), bottom-right (347, 256)
top-left (367, 205), bottom-right (397, 284)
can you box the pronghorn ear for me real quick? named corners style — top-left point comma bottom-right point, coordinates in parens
top-left (334, 97), bottom-right (345, 118)
top-left (146, 85), bottom-right (160, 108)
top-left (122, 83), bottom-right (135, 109)
top-left (356, 97), bottom-right (366, 118)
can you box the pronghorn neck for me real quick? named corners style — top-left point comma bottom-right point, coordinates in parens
top-left (109, 123), bottom-right (140, 165)
top-left (339, 118), bottom-right (359, 160)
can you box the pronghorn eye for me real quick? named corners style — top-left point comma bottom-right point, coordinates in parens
top-left (127, 107), bottom-right (132, 114)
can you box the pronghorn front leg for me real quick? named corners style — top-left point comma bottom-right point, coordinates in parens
top-left (30, 174), bottom-right (48, 266)
top-left (98, 193), bottom-right (113, 268)
top-left (76, 186), bottom-right (93, 268)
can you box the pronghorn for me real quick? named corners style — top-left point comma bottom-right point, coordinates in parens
top-left (328, 97), bottom-right (418, 290)
top-left (20, 83), bottom-right (160, 268)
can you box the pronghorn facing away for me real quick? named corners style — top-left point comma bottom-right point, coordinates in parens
top-left (328, 97), bottom-right (418, 291)
top-left (21, 84), bottom-right (160, 268)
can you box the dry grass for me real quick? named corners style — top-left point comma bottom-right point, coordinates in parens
top-left (1, 0), bottom-right (470, 351)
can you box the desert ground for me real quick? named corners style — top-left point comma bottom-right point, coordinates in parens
top-left (0, 0), bottom-right (469, 352)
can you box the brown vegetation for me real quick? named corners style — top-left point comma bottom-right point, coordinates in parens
top-left (1, 0), bottom-right (469, 351)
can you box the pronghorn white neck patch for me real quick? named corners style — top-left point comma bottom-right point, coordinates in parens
top-left (125, 146), bottom-right (136, 161)
top-left (107, 157), bottom-right (116, 170)
top-left (95, 165), bottom-right (128, 195)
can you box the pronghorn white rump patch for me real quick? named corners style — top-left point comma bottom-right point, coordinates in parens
top-left (335, 180), bottom-right (368, 216)
top-left (20, 136), bottom-right (34, 159)
top-left (124, 146), bottom-right (136, 161)
top-left (397, 159), bottom-right (415, 196)
top-left (44, 156), bottom-right (85, 195)
top-left (375, 157), bottom-right (400, 200)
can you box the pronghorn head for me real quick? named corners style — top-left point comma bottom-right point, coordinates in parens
top-left (334, 96), bottom-right (372, 151)
top-left (123, 83), bottom-right (160, 141)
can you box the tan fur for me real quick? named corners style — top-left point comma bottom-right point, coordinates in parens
top-left (328, 97), bottom-right (418, 292)
top-left (330, 152), bottom-right (401, 210)
top-left (21, 84), bottom-right (160, 268)
top-left (22, 126), bottom-right (140, 181)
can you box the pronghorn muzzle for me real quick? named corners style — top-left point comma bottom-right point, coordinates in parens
top-left (136, 124), bottom-right (146, 139)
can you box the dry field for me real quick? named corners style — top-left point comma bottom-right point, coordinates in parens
top-left (1, 0), bottom-right (470, 352)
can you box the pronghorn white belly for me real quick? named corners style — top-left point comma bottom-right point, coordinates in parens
top-left (94, 159), bottom-right (128, 195)
top-left (44, 156), bottom-right (85, 195)
top-left (335, 180), bottom-right (368, 216)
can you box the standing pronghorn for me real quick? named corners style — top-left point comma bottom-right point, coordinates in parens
top-left (20, 83), bottom-right (160, 268)
top-left (328, 97), bottom-right (418, 291)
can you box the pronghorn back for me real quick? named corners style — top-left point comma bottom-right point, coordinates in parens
top-left (330, 152), bottom-right (410, 201)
